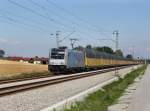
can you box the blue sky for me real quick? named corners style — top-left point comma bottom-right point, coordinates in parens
top-left (0, 0), bottom-right (149, 58)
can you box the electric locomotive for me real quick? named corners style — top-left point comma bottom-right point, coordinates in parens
top-left (48, 47), bottom-right (84, 72)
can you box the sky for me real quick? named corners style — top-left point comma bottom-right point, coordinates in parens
top-left (0, 0), bottom-right (150, 58)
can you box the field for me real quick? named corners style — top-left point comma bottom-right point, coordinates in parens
top-left (0, 60), bottom-right (49, 80)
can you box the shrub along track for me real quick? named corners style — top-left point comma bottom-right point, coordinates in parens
top-left (0, 65), bottom-right (132, 97)
top-left (63, 65), bottom-right (147, 111)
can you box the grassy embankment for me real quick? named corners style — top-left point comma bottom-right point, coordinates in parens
top-left (64, 65), bottom-right (147, 111)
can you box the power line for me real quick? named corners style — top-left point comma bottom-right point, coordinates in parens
top-left (0, 13), bottom-right (49, 33)
top-left (28, 0), bottom-right (100, 38)
top-left (6, 0), bottom-right (112, 45)
top-left (0, 15), bottom-right (43, 32)
top-left (7, 0), bottom-right (106, 41)
top-left (46, 0), bottom-right (112, 38)
top-left (7, 0), bottom-right (74, 31)
top-left (59, 30), bottom-right (75, 43)
top-left (0, 9), bottom-right (53, 33)
top-left (29, 0), bottom-right (75, 25)
top-left (0, 15), bottom-right (43, 34)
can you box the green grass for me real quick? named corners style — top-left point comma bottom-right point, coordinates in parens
top-left (63, 65), bottom-right (147, 111)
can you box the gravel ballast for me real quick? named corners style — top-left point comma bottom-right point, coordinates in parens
top-left (0, 66), bottom-right (139, 111)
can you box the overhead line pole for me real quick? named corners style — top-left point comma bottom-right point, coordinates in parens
top-left (51, 31), bottom-right (61, 48)
top-left (132, 45), bottom-right (135, 70)
top-left (51, 30), bottom-right (76, 48)
top-left (113, 30), bottom-right (119, 77)
top-left (70, 38), bottom-right (78, 49)
top-left (132, 45), bottom-right (135, 59)
top-left (56, 31), bottom-right (61, 48)
top-left (113, 30), bottom-right (119, 52)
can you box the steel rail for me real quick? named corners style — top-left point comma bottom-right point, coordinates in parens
top-left (0, 75), bottom-right (54, 85)
top-left (0, 65), bottom-right (131, 97)
top-left (0, 65), bottom-right (130, 85)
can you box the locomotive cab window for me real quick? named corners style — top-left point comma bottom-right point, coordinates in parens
top-left (51, 50), bottom-right (65, 59)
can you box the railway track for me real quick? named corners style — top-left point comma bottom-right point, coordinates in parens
top-left (0, 65), bottom-right (132, 97)
top-left (0, 75), bottom-right (55, 85)
top-left (0, 66), bottom-right (124, 85)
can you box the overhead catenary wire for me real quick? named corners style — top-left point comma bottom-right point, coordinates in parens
top-left (30, 1), bottom-right (96, 41)
top-left (59, 30), bottom-right (76, 43)
top-left (28, 0), bottom-right (100, 39)
top-left (7, 0), bottom-right (106, 41)
top-left (0, 15), bottom-right (44, 35)
top-left (7, 0), bottom-right (74, 32)
top-left (29, 0), bottom-right (75, 26)
top-left (46, 0), bottom-right (112, 38)
top-left (0, 13), bottom-right (48, 33)
top-left (6, 0), bottom-right (112, 44)
top-left (0, 9), bottom-right (55, 33)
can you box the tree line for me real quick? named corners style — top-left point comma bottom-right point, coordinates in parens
top-left (0, 46), bottom-right (133, 59)
top-left (0, 49), bottom-right (5, 57)
top-left (74, 45), bottom-right (133, 59)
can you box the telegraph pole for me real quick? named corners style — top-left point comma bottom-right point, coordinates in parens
top-left (70, 38), bottom-right (78, 49)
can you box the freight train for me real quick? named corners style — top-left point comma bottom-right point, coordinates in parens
top-left (48, 47), bottom-right (138, 73)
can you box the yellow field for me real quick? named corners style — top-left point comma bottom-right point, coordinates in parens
top-left (0, 60), bottom-right (48, 79)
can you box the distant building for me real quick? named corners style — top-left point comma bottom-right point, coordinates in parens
top-left (31, 57), bottom-right (48, 64)
top-left (8, 56), bottom-right (48, 65)
top-left (40, 57), bottom-right (49, 64)
top-left (8, 56), bottom-right (23, 61)
top-left (22, 58), bottom-right (31, 63)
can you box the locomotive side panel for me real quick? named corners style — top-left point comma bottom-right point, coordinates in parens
top-left (67, 50), bottom-right (85, 69)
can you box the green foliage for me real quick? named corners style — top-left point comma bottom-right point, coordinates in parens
top-left (0, 49), bottom-right (5, 57)
top-left (114, 49), bottom-right (124, 57)
top-left (74, 46), bottom-right (85, 51)
top-left (64, 65), bottom-right (147, 111)
top-left (94, 46), bottom-right (114, 54)
top-left (126, 54), bottom-right (133, 59)
top-left (86, 45), bottom-right (92, 49)
top-left (74, 45), bottom-right (125, 58)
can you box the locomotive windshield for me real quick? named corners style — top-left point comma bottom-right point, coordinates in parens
top-left (51, 48), bottom-right (65, 59)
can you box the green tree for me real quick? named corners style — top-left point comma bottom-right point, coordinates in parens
top-left (74, 46), bottom-right (85, 51)
top-left (86, 45), bottom-right (92, 49)
top-left (114, 49), bottom-right (123, 57)
top-left (126, 54), bottom-right (133, 59)
top-left (94, 46), bottom-right (114, 54)
top-left (0, 50), bottom-right (5, 57)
